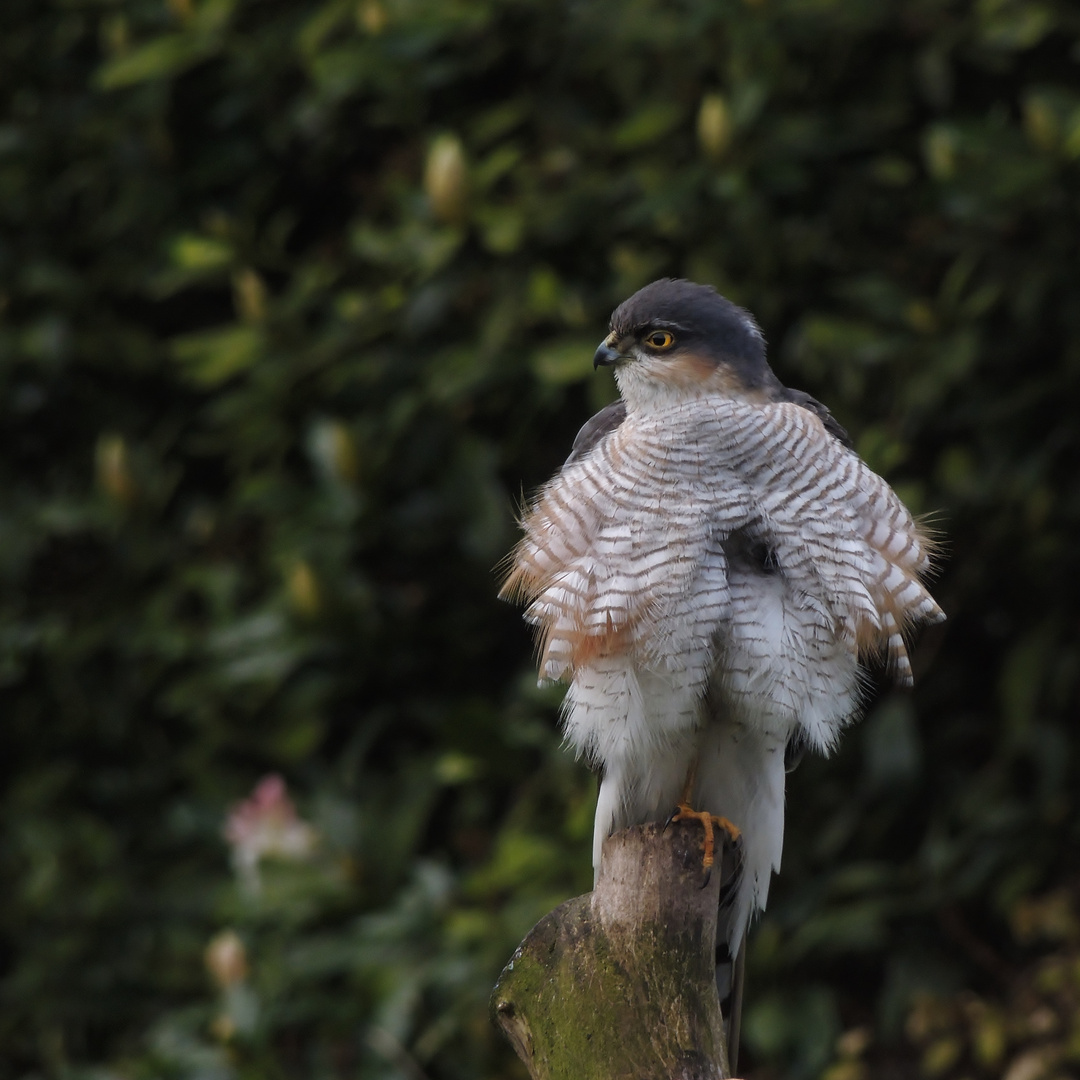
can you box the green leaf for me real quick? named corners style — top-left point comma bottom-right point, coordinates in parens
top-left (530, 337), bottom-right (595, 385)
top-left (169, 234), bottom-right (234, 272)
top-left (611, 102), bottom-right (683, 150)
top-left (170, 325), bottom-right (263, 386)
top-left (96, 33), bottom-right (221, 89)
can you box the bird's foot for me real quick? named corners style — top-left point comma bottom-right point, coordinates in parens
top-left (665, 803), bottom-right (741, 887)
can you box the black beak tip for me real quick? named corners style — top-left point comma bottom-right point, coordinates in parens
top-left (593, 342), bottom-right (620, 370)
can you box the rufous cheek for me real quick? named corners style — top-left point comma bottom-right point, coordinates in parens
top-left (657, 353), bottom-right (768, 399)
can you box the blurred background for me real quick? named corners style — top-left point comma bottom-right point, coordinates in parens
top-left (3, 0), bottom-right (1080, 1077)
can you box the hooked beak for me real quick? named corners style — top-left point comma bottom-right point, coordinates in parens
top-left (593, 336), bottom-right (627, 369)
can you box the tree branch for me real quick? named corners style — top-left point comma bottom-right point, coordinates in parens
top-left (492, 821), bottom-right (733, 1080)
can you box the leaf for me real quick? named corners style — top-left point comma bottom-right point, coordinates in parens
top-left (531, 337), bottom-right (595, 385)
top-left (612, 102), bottom-right (683, 150)
top-left (96, 33), bottom-right (220, 89)
top-left (170, 325), bottom-right (262, 386)
top-left (169, 234), bottom-right (234, 272)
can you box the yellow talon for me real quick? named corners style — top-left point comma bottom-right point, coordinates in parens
top-left (669, 803), bottom-right (741, 871)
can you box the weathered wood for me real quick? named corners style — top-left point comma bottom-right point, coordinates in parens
top-left (492, 820), bottom-right (733, 1080)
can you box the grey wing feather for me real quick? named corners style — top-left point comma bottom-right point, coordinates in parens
top-left (774, 387), bottom-right (853, 449)
top-left (564, 400), bottom-right (627, 465)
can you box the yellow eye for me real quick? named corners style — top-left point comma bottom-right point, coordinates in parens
top-left (645, 330), bottom-right (675, 350)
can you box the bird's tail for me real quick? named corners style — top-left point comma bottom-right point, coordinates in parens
top-left (714, 833), bottom-right (747, 1075)
top-left (716, 944), bottom-right (745, 1077)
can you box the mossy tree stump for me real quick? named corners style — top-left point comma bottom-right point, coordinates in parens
top-left (492, 821), bottom-right (734, 1080)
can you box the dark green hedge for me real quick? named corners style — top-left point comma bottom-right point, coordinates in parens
top-left (2, 0), bottom-right (1079, 1077)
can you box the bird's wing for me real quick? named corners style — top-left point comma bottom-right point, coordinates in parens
top-left (772, 386), bottom-right (853, 449)
top-left (564, 400), bottom-right (627, 465)
top-left (744, 398), bottom-right (943, 694)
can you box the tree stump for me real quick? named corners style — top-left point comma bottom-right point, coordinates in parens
top-left (492, 820), bottom-right (734, 1080)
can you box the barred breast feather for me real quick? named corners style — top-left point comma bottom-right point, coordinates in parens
top-left (502, 396), bottom-right (940, 713)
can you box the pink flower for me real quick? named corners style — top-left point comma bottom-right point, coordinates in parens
top-left (224, 774), bottom-right (317, 890)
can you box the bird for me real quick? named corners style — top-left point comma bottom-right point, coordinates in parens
top-left (500, 278), bottom-right (944, 1067)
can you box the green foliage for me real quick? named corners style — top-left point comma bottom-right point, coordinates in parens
top-left (882, 886), bottom-right (1080, 1080)
top-left (2, 0), bottom-right (1079, 1077)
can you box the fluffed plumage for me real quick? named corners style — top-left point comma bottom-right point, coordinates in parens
top-left (501, 279), bottom-right (943, 1048)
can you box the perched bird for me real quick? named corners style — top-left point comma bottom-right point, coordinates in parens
top-left (501, 279), bottom-right (943, 1065)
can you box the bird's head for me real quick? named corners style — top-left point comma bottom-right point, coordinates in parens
top-left (594, 279), bottom-right (779, 411)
